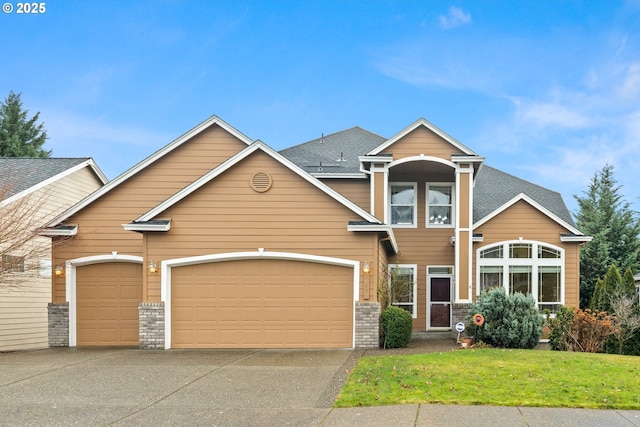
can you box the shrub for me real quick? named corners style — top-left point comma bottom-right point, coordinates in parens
top-left (380, 306), bottom-right (413, 349)
top-left (546, 305), bottom-right (574, 351)
top-left (570, 308), bottom-right (615, 352)
top-left (469, 288), bottom-right (543, 349)
top-left (545, 306), bottom-right (617, 353)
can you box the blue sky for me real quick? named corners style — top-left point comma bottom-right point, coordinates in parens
top-left (2, 0), bottom-right (640, 216)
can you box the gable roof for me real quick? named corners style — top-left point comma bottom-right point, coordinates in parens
top-left (130, 140), bottom-right (383, 225)
top-left (47, 115), bottom-right (254, 227)
top-left (474, 165), bottom-right (580, 233)
top-left (0, 157), bottom-right (107, 206)
top-left (368, 118), bottom-right (479, 157)
top-left (279, 127), bottom-right (386, 176)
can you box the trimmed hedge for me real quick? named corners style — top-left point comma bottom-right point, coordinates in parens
top-left (380, 306), bottom-right (413, 349)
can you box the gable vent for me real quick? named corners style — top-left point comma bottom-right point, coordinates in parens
top-left (250, 172), bottom-right (272, 193)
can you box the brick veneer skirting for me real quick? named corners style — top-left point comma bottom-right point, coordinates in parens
top-left (451, 303), bottom-right (472, 338)
top-left (355, 301), bottom-right (381, 348)
top-left (48, 302), bottom-right (69, 347)
top-left (139, 302), bottom-right (165, 350)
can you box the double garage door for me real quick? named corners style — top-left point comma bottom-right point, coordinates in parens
top-left (75, 259), bottom-right (353, 348)
top-left (171, 259), bottom-right (354, 348)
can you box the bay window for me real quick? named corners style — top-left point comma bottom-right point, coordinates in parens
top-left (477, 241), bottom-right (564, 311)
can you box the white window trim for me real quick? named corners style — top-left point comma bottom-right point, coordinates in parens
top-left (389, 264), bottom-right (418, 318)
top-left (476, 240), bottom-right (565, 310)
top-left (426, 182), bottom-right (455, 228)
top-left (389, 182), bottom-right (418, 228)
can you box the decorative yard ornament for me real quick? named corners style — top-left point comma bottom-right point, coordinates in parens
top-left (473, 313), bottom-right (485, 326)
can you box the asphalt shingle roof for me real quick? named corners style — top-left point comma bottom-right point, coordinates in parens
top-left (474, 165), bottom-right (576, 227)
top-left (0, 157), bottom-right (91, 199)
top-left (280, 127), bottom-right (386, 175)
top-left (281, 126), bottom-right (576, 228)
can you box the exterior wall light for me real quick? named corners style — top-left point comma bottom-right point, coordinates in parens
top-left (54, 265), bottom-right (64, 276)
top-left (149, 261), bottom-right (157, 274)
top-left (362, 262), bottom-right (370, 274)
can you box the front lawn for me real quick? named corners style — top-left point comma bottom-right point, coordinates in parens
top-left (335, 348), bottom-right (640, 409)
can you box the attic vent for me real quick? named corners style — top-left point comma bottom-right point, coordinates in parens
top-left (250, 172), bottom-right (272, 193)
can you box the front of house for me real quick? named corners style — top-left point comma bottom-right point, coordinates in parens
top-left (44, 116), bottom-right (590, 349)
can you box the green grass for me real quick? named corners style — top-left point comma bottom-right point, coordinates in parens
top-left (335, 348), bottom-right (640, 409)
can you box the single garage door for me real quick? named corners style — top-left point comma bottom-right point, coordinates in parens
top-left (171, 259), bottom-right (353, 348)
top-left (76, 262), bottom-right (142, 346)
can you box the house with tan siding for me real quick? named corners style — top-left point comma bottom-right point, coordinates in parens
top-left (0, 158), bottom-right (106, 351)
top-left (43, 116), bottom-right (590, 349)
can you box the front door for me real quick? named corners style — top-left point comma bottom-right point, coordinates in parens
top-left (428, 276), bottom-right (452, 329)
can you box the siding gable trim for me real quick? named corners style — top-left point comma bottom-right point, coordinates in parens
top-left (47, 115), bottom-right (253, 227)
top-left (367, 118), bottom-right (479, 157)
top-left (473, 192), bottom-right (584, 236)
top-left (1, 159), bottom-right (107, 208)
top-left (133, 140), bottom-right (383, 225)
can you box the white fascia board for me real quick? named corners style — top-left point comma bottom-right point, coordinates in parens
top-left (368, 118), bottom-right (479, 156)
top-left (358, 155), bottom-right (393, 163)
top-left (39, 226), bottom-right (78, 236)
top-left (311, 173), bottom-right (367, 179)
top-left (473, 193), bottom-right (585, 236)
top-left (452, 155), bottom-right (485, 164)
top-left (347, 223), bottom-right (399, 253)
top-left (47, 115), bottom-right (254, 227)
top-left (136, 141), bottom-right (382, 225)
top-left (560, 235), bottom-right (593, 243)
top-left (122, 221), bottom-right (171, 232)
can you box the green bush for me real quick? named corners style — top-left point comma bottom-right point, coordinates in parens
top-left (380, 306), bottom-right (413, 349)
top-left (469, 288), bottom-right (543, 349)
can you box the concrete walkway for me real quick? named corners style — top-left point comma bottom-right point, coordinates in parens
top-left (0, 347), bottom-right (638, 426)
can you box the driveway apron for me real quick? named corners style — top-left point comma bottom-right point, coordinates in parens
top-left (0, 347), bottom-right (355, 426)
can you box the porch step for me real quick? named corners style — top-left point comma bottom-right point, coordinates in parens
top-left (412, 330), bottom-right (453, 340)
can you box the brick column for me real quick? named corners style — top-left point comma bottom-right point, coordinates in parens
top-left (139, 302), bottom-right (165, 350)
top-left (451, 303), bottom-right (472, 338)
top-left (355, 301), bottom-right (381, 348)
top-left (48, 302), bottom-right (69, 347)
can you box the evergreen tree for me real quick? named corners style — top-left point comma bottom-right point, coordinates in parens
top-left (590, 264), bottom-right (622, 313)
top-left (574, 164), bottom-right (640, 308)
top-left (0, 91), bottom-right (50, 157)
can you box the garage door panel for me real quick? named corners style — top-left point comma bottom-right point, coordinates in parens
top-left (172, 259), bottom-right (353, 348)
top-left (76, 262), bottom-right (142, 346)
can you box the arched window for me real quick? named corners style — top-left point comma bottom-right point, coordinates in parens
top-left (477, 241), bottom-right (564, 312)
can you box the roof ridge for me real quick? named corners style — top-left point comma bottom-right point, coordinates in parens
top-left (280, 126), bottom-right (385, 151)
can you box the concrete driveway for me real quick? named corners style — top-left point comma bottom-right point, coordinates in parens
top-left (0, 347), bottom-right (358, 426)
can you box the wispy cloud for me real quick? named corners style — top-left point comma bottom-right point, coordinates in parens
top-left (41, 109), bottom-right (171, 179)
top-left (439, 6), bottom-right (471, 29)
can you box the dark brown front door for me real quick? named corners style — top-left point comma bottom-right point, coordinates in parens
top-left (429, 277), bottom-right (451, 328)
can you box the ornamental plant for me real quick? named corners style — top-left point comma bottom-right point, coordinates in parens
top-left (380, 306), bottom-right (413, 349)
top-left (468, 288), bottom-right (543, 349)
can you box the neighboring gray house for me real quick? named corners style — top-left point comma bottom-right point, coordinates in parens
top-left (0, 158), bottom-right (106, 351)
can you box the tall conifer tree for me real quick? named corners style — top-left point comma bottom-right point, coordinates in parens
top-left (0, 91), bottom-right (50, 157)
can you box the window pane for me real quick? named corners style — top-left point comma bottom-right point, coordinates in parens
top-left (429, 186), bottom-right (452, 205)
top-left (428, 266), bottom-right (452, 275)
top-left (539, 266), bottom-right (561, 303)
top-left (510, 244), bottom-right (532, 258)
top-left (539, 245), bottom-right (561, 259)
top-left (391, 186), bottom-right (414, 204)
top-left (480, 246), bottom-right (503, 259)
top-left (509, 266), bottom-right (532, 294)
top-left (391, 267), bottom-right (414, 304)
top-left (480, 266), bottom-right (503, 292)
top-left (392, 206), bottom-right (413, 224)
top-left (429, 206), bottom-right (451, 224)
